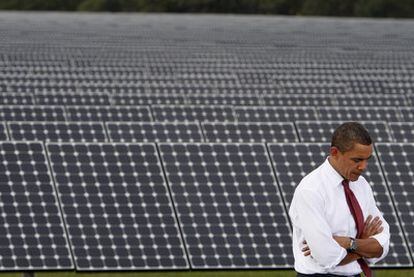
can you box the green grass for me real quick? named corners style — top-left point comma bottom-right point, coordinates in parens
top-left (1, 269), bottom-right (414, 277)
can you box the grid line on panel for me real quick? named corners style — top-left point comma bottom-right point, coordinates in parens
top-left (151, 105), bottom-right (237, 123)
top-left (316, 107), bottom-right (402, 122)
top-left (34, 92), bottom-right (112, 106)
top-left (399, 107), bottom-right (414, 121)
top-left (185, 94), bottom-right (262, 106)
top-left (0, 105), bottom-right (67, 122)
top-left (201, 122), bottom-right (299, 143)
top-left (106, 122), bottom-right (204, 143)
top-left (0, 142), bottom-right (74, 270)
top-left (261, 94), bottom-right (337, 107)
top-left (46, 142), bottom-right (189, 270)
top-left (295, 121), bottom-right (394, 143)
top-left (112, 93), bottom-right (187, 106)
top-left (388, 122), bottom-right (414, 142)
top-left (158, 143), bottom-right (293, 269)
top-left (334, 94), bottom-right (409, 107)
top-left (234, 106), bottom-right (319, 122)
top-left (65, 105), bottom-right (153, 122)
top-left (0, 92), bottom-right (35, 105)
top-left (7, 121), bottom-right (109, 143)
top-left (375, 143), bottom-right (414, 265)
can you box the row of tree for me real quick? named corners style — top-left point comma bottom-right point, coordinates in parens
top-left (1, 0), bottom-right (414, 18)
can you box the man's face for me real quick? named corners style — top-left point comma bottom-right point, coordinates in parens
top-left (331, 143), bottom-right (373, 182)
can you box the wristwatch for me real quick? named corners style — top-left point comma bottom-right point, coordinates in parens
top-left (346, 237), bottom-right (357, 253)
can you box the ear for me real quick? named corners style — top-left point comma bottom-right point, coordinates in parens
top-left (330, 146), bottom-right (339, 157)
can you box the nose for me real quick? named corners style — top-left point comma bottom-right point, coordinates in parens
top-left (358, 160), bottom-right (368, 171)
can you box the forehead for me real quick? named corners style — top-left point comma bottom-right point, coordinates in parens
top-left (345, 143), bottom-right (373, 158)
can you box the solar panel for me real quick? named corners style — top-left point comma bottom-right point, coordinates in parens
top-left (112, 93), bottom-right (187, 105)
top-left (35, 92), bottom-right (111, 106)
top-left (268, 143), bottom-right (413, 267)
top-left (0, 122), bottom-right (8, 140)
top-left (376, 143), bottom-right (414, 265)
top-left (279, 82), bottom-right (348, 94)
top-left (316, 107), bottom-right (402, 122)
top-left (201, 122), bottom-right (299, 143)
top-left (0, 92), bottom-right (35, 105)
top-left (159, 143), bottom-right (293, 269)
top-left (0, 142), bottom-right (73, 270)
top-left (261, 94), bottom-right (336, 106)
top-left (235, 106), bottom-right (318, 122)
top-left (65, 106), bottom-right (152, 122)
top-left (106, 122), bottom-right (204, 143)
top-left (216, 84), bottom-right (279, 95)
top-left (8, 121), bottom-right (108, 142)
top-left (46, 143), bottom-right (189, 270)
top-left (399, 107), bottom-right (414, 121)
top-left (388, 122), bottom-right (414, 142)
top-left (267, 143), bottom-right (328, 205)
top-left (0, 105), bottom-right (66, 121)
top-left (152, 105), bottom-right (236, 122)
top-left (185, 94), bottom-right (262, 106)
top-left (295, 121), bottom-right (394, 143)
top-left (335, 94), bottom-right (408, 107)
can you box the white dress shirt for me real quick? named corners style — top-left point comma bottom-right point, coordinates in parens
top-left (289, 158), bottom-right (390, 275)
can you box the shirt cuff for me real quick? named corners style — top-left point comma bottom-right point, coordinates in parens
top-left (365, 233), bottom-right (389, 265)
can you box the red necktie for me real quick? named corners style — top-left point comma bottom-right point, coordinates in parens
top-left (342, 180), bottom-right (372, 277)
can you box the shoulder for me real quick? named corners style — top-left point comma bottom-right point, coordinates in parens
top-left (296, 163), bottom-right (325, 193)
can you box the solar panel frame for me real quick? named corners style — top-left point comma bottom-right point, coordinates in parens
top-left (375, 143), bottom-right (414, 266)
top-left (201, 122), bottom-right (299, 143)
top-left (158, 142), bottom-right (293, 269)
top-left (0, 121), bottom-right (8, 140)
top-left (7, 121), bottom-right (109, 142)
top-left (399, 107), bottom-right (414, 121)
top-left (106, 121), bottom-right (204, 143)
top-left (0, 141), bottom-right (74, 270)
top-left (46, 142), bottom-right (190, 271)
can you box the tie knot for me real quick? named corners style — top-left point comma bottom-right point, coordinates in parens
top-left (342, 179), bottom-right (349, 188)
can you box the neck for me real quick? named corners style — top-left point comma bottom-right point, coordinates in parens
top-left (328, 156), bottom-right (347, 180)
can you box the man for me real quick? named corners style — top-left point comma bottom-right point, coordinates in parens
top-left (289, 122), bottom-right (390, 276)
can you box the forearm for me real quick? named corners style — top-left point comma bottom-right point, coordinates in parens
top-left (338, 252), bottom-right (361, 266)
top-left (334, 236), bottom-right (383, 259)
top-left (355, 238), bottom-right (383, 258)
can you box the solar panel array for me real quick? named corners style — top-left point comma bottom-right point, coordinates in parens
top-left (0, 12), bottom-right (413, 272)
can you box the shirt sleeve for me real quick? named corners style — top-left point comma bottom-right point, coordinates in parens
top-left (364, 184), bottom-right (390, 264)
top-left (292, 188), bottom-right (347, 269)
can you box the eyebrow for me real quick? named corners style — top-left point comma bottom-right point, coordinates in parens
top-left (352, 155), bottom-right (372, 161)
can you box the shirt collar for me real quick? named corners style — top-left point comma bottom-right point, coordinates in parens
top-left (323, 157), bottom-right (345, 187)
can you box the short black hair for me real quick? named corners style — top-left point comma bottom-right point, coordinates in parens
top-left (331, 122), bottom-right (372, 152)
